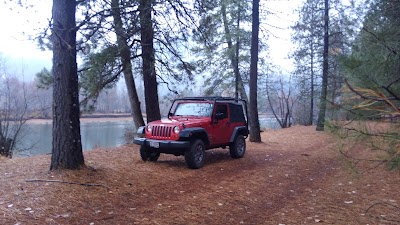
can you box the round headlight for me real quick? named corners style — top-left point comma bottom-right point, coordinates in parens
top-left (173, 126), bottom-right (180, 134)
top-left (147, 124), bottom-right (152, 132)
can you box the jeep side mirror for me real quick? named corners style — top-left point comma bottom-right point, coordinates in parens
top-left (215, 112), bottom-right (225, 120)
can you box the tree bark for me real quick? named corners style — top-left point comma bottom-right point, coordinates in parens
top-left (0, 135), bottom-right (13, 158)
top-left (316, 0), bottom-right (329, 131)
top-left (111, 0), bottom-right (145, 129)
top-left (309, 41), bottom-right (315, 126)
top-left (50, 0), bottom-right (84, 170)
top-left (139, 0), bottom-right (161, 123)
top-left (249, 0), bottom-right (261, 142)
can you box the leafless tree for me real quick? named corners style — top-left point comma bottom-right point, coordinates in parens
top-left (0, 75), bottom-right (33, 158)
top-left (265, 74), bottom-right (295, 129)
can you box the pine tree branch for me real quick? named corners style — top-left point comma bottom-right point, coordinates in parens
top-left (382, 77), bottom-right (400, 101)
top-left (344, 79), bottom-right (397, 101)
top-left (156, 75), bottom-right (178, 95)
top-left (362, 27), bottom-right (398, 55)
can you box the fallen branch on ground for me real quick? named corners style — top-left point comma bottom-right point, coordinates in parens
top-left (365, 202), bottom-right (400, 223)
top-left (26, 179), bottom-right (110, 190)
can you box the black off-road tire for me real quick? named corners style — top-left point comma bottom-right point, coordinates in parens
top-left (185, 139), bottom-right (205, 169)
top-left (140, 145), bottom-right (160, 162)
top-left (229, 134), bottom-right (246, 158)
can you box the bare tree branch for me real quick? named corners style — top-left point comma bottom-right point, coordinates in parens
top-left (26, 179), bottom-right (110, 190)
top-left (365, 201), bottom-right (400, 215)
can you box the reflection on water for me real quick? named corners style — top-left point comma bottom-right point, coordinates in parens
top-left (260, 117), bottom-right (280, 130)
top-left (15, 121), bottom-right (134, 157)
top-left (15, 117), bottom-right (280, 157)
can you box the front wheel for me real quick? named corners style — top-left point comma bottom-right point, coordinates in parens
top-left (229, 134), bottom-right (246, 158)
top-left (140, 145), bottom-right (160, 162)
top-left (185, 139), bottom-right (205, 169)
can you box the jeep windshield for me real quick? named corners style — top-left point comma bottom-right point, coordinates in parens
top-left (173, 102), bottom-right (213, 117)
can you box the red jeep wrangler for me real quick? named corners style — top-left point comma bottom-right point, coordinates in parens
top-left (134, 97), bottom-right (248, 169)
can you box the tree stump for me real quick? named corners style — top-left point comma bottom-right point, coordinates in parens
top-left (0, 136), bottom-right (13, 158)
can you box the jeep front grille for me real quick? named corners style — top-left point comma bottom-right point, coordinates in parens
top-left (151, 126), bottom-right (173, 138)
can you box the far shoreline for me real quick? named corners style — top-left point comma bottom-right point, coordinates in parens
top-left (27, 114), bottom-right (135, 124)
top-left (26, 113), bottom-right (277, 125)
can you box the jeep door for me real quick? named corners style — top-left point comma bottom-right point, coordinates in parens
top-left (211, 103), bottom-right (234, 145)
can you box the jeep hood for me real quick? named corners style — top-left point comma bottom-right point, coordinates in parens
top-left (149, 117), bottom-right (211, 127)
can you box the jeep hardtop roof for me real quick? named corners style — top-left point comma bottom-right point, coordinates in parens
top-left (174, 96), bottom-right (247, 106)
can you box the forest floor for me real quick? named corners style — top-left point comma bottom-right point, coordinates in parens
top-left (0, 125), bottom-right (399, 225)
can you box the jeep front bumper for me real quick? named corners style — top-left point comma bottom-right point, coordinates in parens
top-left (134, 138), bottom-right (190, 154)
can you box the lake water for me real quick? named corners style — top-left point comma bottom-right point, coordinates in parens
top-left (14, 117), bottom-right (280, 157)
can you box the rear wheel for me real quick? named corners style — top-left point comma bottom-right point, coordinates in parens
top-left (185, 139), bottom-right (205, 169)
top-left (140, 145), bottom-right (160, 162)
top-left (229, 134), bottom-right (246, 158)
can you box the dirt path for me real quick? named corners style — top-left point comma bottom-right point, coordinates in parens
top-left (0, 126), bottom-right (399, 224)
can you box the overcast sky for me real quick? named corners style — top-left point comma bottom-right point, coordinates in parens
top-left (0, 0), bottom-right (301, 81)
top-left (264, 0), bottom-right (301, 71)
top-left (0, 0), bottom-right (52, 79)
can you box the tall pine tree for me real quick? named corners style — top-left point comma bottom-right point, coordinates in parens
top-left (51, 0), bottom-right (84, 170)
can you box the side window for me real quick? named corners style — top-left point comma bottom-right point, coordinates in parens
top-left (215, 104), bottom-right (228, 119)
top-left (229, 103), bottom-right (246, 123)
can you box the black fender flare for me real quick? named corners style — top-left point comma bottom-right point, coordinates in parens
top-left (179, 128), bottom-right (210, 146)
top-left (229, 126), bottom-right (249, 143)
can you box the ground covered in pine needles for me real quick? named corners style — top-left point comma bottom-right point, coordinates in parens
top-left (0, 125), bottom-right (399, 224)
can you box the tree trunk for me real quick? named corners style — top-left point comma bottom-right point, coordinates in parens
top-left (50, 0), bottom-right (84, 170)
top-left (316, 0), bottom-right (329, 131)
top-left (0, 134), bottom-right (13, 158)
top-left (309, 41), bottom-right (315, 126)
top-left (234, 1), bottom-right (241, 100)
top-left (249, 0), bottom-right (261, 142)
top-left (139, 0), bottom-right (161, 123)
top-left (221, 1), bottom-right (248, 102)
top-left (111, 0), bottom-right (145, 129)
